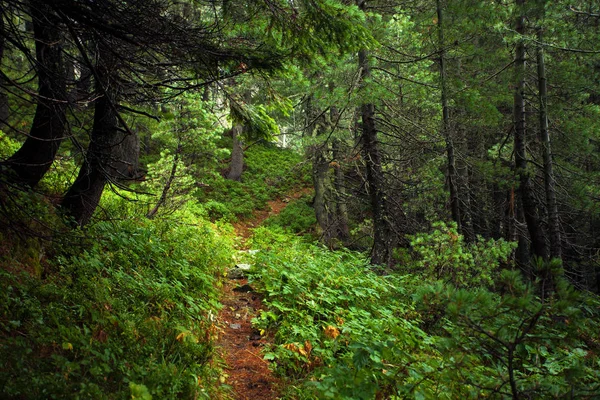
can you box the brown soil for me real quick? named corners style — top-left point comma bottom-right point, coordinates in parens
top-left (218, 278), bottom-right (280, 399)
top-left (217, 187), bottom-right (312, 399)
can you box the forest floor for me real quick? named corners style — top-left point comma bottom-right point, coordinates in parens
top-left (217, 187), bottom-right (312, 400)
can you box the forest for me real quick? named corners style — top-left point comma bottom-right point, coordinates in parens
top-left (0, 0), bottom-right (599, 398)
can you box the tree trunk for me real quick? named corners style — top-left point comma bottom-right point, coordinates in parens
top-left (328, 83), bottom-right (349, 242)
top-left (227, 90), bottom-right (250, 181)
top-left (358, 43), bottom-right (394, 265)
top-left (513, 0), bottom-right (548, 262)
top-left (147, 142), bottom-right (181, 219)
top-left (0, 9), bottom-right (9, 131)
top-left (202, 84), bottom-right (211, 102)
top-left (227, 124), bottom-right (244, 181)
top-left (305, 94), bottom-right (332, 243)
top-left (332, 139), bottom-right (349, 241)
top-left (4, 2), bottom-right (67, 187)
top-left (61, 90), bottom-right (116, 225)
top-left (312, 141), bottom-right (331, 243)
top-left (436, 0), bottom-right (461, 232)
top-left (492, 183), bottom-right (505, 239)
top-left (516, 198), bottom-right (532, 277)
top-left (61, 47), bottom-right (135, 226)
top-left (537, 28), bottom-right (561, 261)
top-left (75, 61), bottom-right (92, 104)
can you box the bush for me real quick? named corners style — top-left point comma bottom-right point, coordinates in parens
top-left (0, 200), bottom-right (234, 399)
top-left (264, 195), bottom-right (316, 234)
top-left (247, 228), bottom-right (431, 399)
top-left (408, 221), bottom-right (516, 287)
top-left (413, 269), bottom-right (600, 398)
top-left (196, 144), bottom-right (310, 221)
top-left (247, 227), bottom-right (600, 399)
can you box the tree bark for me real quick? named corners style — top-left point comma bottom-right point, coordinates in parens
top-left (61, 87), bottom-right (117, 226)
top-left (202, 84), bottom-right (211, 102)
top-left (4, 2), bottom-right (67, 187)
top-left (227, 124), bottom-right (244, 181)
top-left (436, 0), bottom-right (461, 232)
top-left (0, 7), bottom-right (9, 131)
top-left (75, 61), bottom-right (92, 103)
top-left (332, 139), bottom-right (349, 241)
top-left (305, 95), bottom-right (332, 243)
top-left (359, 44), bottom-right (394, 265)
top-left (537, 28), bottom-right (561, 261)
top-left (312, 141), bottom-right (331, 243)
top-left (61, 46), bottom-right (136, 226)
top-left (227, 90), bottom-right (250, 181)
top-left (513, 0), bottom-right (548, 262)
top-left (147, 142), bottom-right (181, 219)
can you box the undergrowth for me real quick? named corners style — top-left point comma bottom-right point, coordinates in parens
top-left (0, 192), bottom-right (234, 399)
top-left (264, 194), bottom-right (316, 235)
top-left (196, 143), bottom-right (310, 221)
top-left (247, 226), bottom-right (600, 399)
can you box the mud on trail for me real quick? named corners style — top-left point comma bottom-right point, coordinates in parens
top-left (218, 278), bottom-right (279, 400)
top-left (216, 188), bottom-right (312, 400)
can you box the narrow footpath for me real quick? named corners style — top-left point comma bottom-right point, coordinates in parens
top-left (217, 189), bottom-right (311, 400)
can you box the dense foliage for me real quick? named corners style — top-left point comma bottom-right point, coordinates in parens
top-left (1, 0), bottom-right (600, 398)
top-left (0, 192), bottom-right (233, 398)
top-left (196, 144), bottom-right (311, 221)
top-left (248, 223), bottom-right (600, 399)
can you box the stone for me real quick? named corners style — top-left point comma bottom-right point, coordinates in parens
top-left (229, 323), bottom-right (241, 330)
top-left (227, 263), bottom-right (252, 279)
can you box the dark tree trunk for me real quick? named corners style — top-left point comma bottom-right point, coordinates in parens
top-left (305, 94), bottom-right (332, 243)
top-left (0, 9), bottom-right (9, 130)
top-left (537, 28), bottom-right (561, 261)
top-left (457, 158), bottom-right (475, 241)
top-left (76, 61), bottom-right (92, 103)
top-left (61, 47), bottom-right (136, 226)
top-left (202, 84), bottom-right (211, 102)
top-left (312, 141), bottom-right (331, 243)
top-left (437, 0), bottom-right (461, 232)
top-left (227, 90), bottom-right (250, 181)
top-left (332, 140), bottom-right (349, 241)
top-left (360, 98), bottom-right (392, 264)
top-left (65, 57), bottom-right (77, 104)
top-left (4, 2), bottom-right (67, 187)
top-left (516, 198), bottom-right (532, 276)
top-left (61, 88), bottom-right (117, 226)
top-left (513, 0), bottom-right (548, 262)
top-left (492, 183), bottom-right (506, 239)
top-left (358, 43), bottom-right (395, 265)
top-left (328, 85), bottom-right (349, 242)
top-left (227, 124), bottom-right (244, 181)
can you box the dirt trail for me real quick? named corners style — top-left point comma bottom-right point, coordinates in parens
top-left (231, 187), bottom-right (313, 242)
top-left (217, 188), bottom-right (312, 399)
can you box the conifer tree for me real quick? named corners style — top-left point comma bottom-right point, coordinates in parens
top-left (3, 1), bottom-right (67, 187)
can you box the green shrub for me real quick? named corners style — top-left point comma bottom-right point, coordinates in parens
top-left (0, 200), bottom-right (233, 399)
top-left (264, 195), bottom-right (316, 234)
top-left (196, 144), bottom-right (310, 221)
top-left (413, 269), bottom-right (600, 399)
top-left (0, 130), bottom-right (20, 159)
top-left (247, 228), bottom-right (433, 399)
top-left (409, 221), bottom-right (516, 287)
top-left (247, 227), bottom-right (600, 399)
